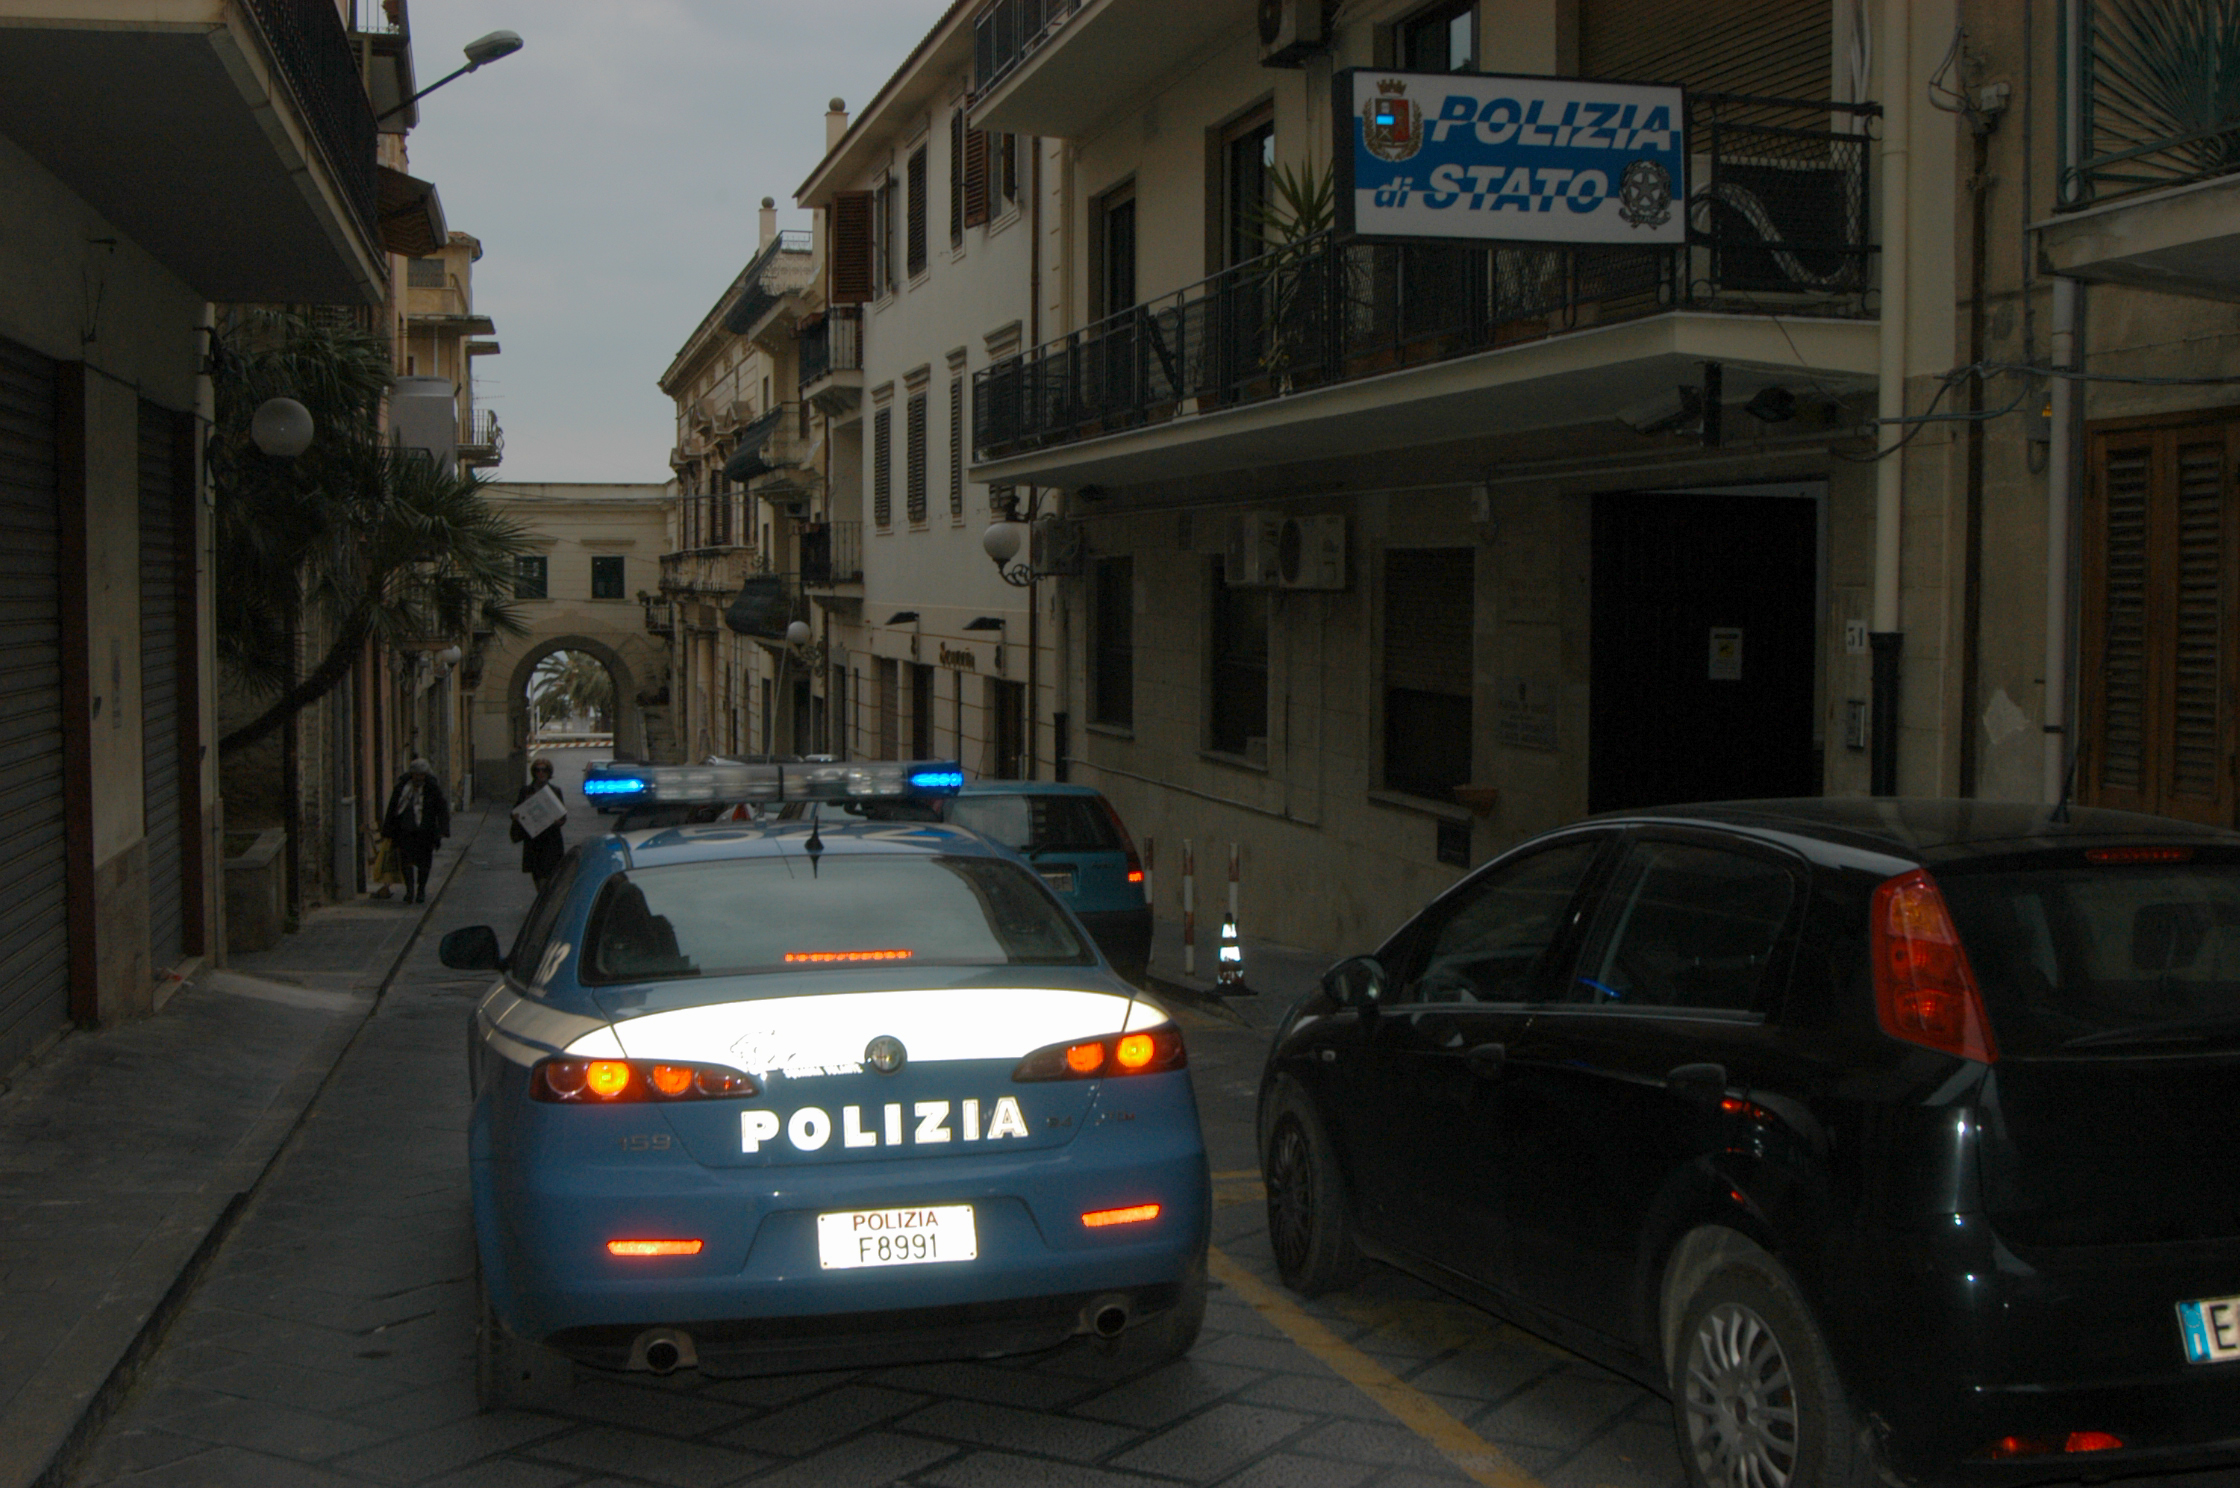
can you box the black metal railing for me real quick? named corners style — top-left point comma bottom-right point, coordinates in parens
top-left (2066, 0), bottom-right (2240, 205)
top-left (799, 307), bottom-right (863, 391)
top-left (973, 0), bottom-right (1080, 94)
top-left (975, 95), bottom-right (1876, 461)
top-left (244, 0), bottom-right (379, 245)
top-left (799, 521), bottom-right (863, 586)
top-left (725, 573), bottom-right (805, 640)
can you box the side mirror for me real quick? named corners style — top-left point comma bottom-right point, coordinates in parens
top-left (440, 925), bottom-right (505, 971)
top-left (1323, 955), bottom-right (1387, 1012)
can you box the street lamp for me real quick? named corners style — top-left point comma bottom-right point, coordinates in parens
top-left (982, 517), bottom-right (1033, 587)
top-left (376, 30), bottom-right (525, 122)
top-left (250, 397), bottom-right (314, 458)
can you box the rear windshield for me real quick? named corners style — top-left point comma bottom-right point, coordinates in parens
top-left (944, 794), bottom-right (1120, 854)
top-left (1941, 862), bottom-right (2240, 1054)
top-left (581, 853), bottom-right (1094, 983)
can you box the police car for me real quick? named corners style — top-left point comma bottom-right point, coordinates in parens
top-left (441, 760), bottom-right (1211, 1406)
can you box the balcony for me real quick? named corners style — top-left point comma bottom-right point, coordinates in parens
top-left (2038, 1), bottom-right (2240, 300)
top-left (799, 521), bottom-right (864, 588)
top-left (460, 407), bottom-right (503, 469)
top-left (659, 547), bottom-right (758, 599)
top-left (971, 0), bottom-right (1258, 139)
top-left (0, 0), bottom-right (387, 303)
top-left (352, 0), bottom-right (417, 134)
top-left (726, 404), bottom-right (819, 504)
top-left (974, 95), bottom-right (1879, 488)
top-left (799, 307), bottom-right (864, 418)
top-left (724, 572), bottom-right (806, 642)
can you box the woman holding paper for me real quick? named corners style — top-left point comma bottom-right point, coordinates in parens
top-left (510, 757), bottom-right (567, 891)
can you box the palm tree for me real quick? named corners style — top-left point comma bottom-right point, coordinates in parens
top-left (531, 650), bottom-right (615, 732)
top-left (211, 309), bottom-right (532, 757)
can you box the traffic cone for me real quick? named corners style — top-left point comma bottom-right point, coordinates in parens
top-left (1215, 912), bottom-right (1254, 995)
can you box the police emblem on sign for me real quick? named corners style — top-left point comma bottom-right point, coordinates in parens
top-left (1617, 159), bottom-right (1674, 230)
top-left (1362, 79), bottom-right (1423, 163)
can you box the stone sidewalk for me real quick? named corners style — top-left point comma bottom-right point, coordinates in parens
top-left (0, 814), bottom-right (489, 1488)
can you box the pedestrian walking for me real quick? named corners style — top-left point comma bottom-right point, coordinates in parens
top-left (381, 757), bottom-right (451, 905)
top-left (511, 757), bottom-right (568, 892)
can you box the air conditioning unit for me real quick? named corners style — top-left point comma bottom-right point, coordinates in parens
top-left (1276, 514), bottom-right (1347, 589)
top-left (1257, 0), bottom-right (1327, 67)
top-left (1225, 513), bottom-right (1282, 586)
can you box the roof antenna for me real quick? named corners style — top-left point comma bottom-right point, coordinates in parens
top-left (804, 803), bottom-right (824, 859)
top-left (2049, 745), bottom-right (2078, 825)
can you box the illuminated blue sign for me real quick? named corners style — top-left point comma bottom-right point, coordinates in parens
top-left (1335, 71), bottom-right (1687, 246)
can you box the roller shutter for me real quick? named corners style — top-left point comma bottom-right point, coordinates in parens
top-left (140, 401), bottom-right (184, 975)
top-left (0, 336), bottom-right (67, 1073)
top-left (1580, 0), bottom-right (1830, 100)
top-left (1383, 547), bottom-right (1474, 800)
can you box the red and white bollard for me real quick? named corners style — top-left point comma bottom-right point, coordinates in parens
top-left (1217, 842), bottom-right (1252, 994)
top-left (1181, 839), bottom-right (1196, 978)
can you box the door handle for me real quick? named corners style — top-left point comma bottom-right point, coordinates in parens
top-left (1666, 1062), bottom-right (1728, 1104)
top-left (1318, 1047), bottom-right (1338, 1064)
top-left (1465, 1042), bottom-right (1507, 1079)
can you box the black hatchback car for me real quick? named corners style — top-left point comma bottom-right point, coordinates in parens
top-left (1258, 801), bottom-right (2240, 1488)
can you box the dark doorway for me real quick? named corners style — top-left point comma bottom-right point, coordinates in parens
top-left (1589, 491), bottom-right (1819, 812)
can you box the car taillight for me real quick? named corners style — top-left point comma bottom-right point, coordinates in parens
top-left (1870, 869), bottom-right (1998, 1063)
top-left (532, 1058), bottom-right (760, 1103)
top-left (1099, 798), bottom-right (1147, 889)
top-left (1013, 1025), bottom-right (1186, 1081)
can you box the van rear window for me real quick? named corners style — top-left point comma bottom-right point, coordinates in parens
top-left (1940, 862), bottom-right (2240, 1053)
top-left (944, 795), bottom-right (1120, 854)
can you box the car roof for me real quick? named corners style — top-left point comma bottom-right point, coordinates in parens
top-left (953, 781), bottom-right (1103, 798)
top-left (607, 818), bottom-right (1012, 869)
top-left (1586, 797), bottom-right (2240, 864)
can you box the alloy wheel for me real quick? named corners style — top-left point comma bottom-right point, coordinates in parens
top-left (1264, 1117), bottom-right (1315, 1276)
top-left (1683, 1301), bottom-right (1801, 1488)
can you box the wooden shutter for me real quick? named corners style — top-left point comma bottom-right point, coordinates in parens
top-left (830, 191), bottom-right (874, 305)
top-left (2082, 417), bottom-right (2240, 825)
top-left (906, 147), bottom-right (929, 278)
top-left (1580, 0), bottom-right (1829, 100)
top-left (906, 392), bottom-right (928, 523)
top-left (963, 128), bottom-right (990, 227)
top-left (950, 110), bottom-right (966, 246)
top-left (872, 406), bottom-right (892, 527)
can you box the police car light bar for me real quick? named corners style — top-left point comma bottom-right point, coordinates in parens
top-left (585, 760), bottom-right (966, 805)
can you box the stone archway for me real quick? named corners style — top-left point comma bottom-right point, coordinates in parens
top-left (502, 634), bottom-right (643, 793)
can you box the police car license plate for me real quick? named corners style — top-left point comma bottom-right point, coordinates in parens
top-left (2178, 1293), bottom-right (2240, 1364)
top-left (816, 1204), bottom-right (977, 1270)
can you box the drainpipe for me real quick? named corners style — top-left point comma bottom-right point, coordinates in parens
top-left (1869, 0), bottom-right (1910, 796)
top-left (2045, 0), bottom-right (2084, 805)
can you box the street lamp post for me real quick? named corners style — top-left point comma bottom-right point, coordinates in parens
top-left (982, 495), bottom-right (1044, 778)
top-left (375, 31), bottom-right (525, 123)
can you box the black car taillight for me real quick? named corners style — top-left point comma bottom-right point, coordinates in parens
top-left (1870, 869), bottom-right (1999, 1064)
top-left (531, 1057), bottom-right (760, 1103)
top-left (1013, 1025), bottom-right (1186, 1081)
top-left (1099, 797), bottom-right (1146, 885)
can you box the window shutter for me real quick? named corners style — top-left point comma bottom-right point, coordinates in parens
top-left (906, 147), bottom-right (929, 278)
top-left (949, 377), bottom-right (965, 518)
top-left (830, 191), bottom-right (874, 305)
top-left (1581, 0), bottom-right (1829, 100)
top-left (872, 406), bottom-right (892, 527)
top-left (2169, 437), bottom-right (2231, 813)
top-left (906, 392), bottom-right (928, 524)
top-left (950, 111), bottom-right (966, 246)
top-left (963, 128), bottom-right (990, 227)
top-left (2090, 440), bottom-right (2151, 807)
top-left (1383, 549), bottom-right (1474, 695)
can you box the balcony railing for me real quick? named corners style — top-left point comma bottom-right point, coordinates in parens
top-left (799, 521), bottom-right (863, 587)
top-left (799, 307), bottom-right (863, 391)
top-left (725, 573), bottom-right (806, 641)
top-left (659, 547), bottom-right (756, 597)
top-left (2065, 0), bottom-right (2240, 205)
top-left (973, 0), bottom-right (1082, 95)
top-left (975, 95), bottom-right (1875, 462)
top-left (244, 0), bottom-right (379, 244)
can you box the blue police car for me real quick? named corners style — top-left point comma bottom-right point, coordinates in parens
top-left (441, 760), bottom-right (1211, 1407)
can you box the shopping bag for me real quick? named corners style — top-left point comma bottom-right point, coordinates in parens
top-left (370, 838), bottom-right (400, 886)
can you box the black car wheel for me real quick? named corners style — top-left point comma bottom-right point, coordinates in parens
top-left (1672, 1260), bottom-right (1870, 1488)
top-left (1261, 1080), bottom-right (1365, 1296)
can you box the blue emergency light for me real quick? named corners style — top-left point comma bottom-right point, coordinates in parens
top-left (589, 760), bottom-right (967, 806)
top-left (582, 776), bottom-right (649, 798)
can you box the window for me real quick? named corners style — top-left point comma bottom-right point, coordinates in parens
top-left (911, 662), bottom-right (935, 757)
top-left (1209, 557), bottom-right (1268, 758)
top-left (949, 377), bottom-right (965, 519)
top-left (877, 657), bottom-right (900, 758)
top-left (872, 406), bottom-right (892, 527)
top-left (945, 794), bottom-right (1122, 853)
top-left (2081, 415), bottom-right (2240, 826)
top-left (963, 127), bottom-right (991, 228)
top-left (1568, 841), bottom-right (1795, 1013)
top-left (1401, 841), bottom-right (1602, 1004)
top-left (1400, 0), bottom-right (1476, 72)
top-left (1098, 187), bottom-right (1136, 319)
top-left (905, 392), bottom-right (928, 523)
top-left (508, 849), bottom-right (584, 984)
top-left (950, 109), bottom-right (966, 247)
top-left (1225, 116), bottom-right (1275, 268)
top-left (1092, 556), bottom-right (1134, 727)
top-left (1384, 548), bottom-right (1474, 799)
top-left (407, 257), bottom-right (446, 288)
top-left (906, 145), bottom-right (929, 279)
top-left (590, 555), bottom-right (625, 599)
top-left (514, 555), bottom-right (548, 600)
top-left (989, 677), bottom-right (1027, 778)
top-left (1000, 134), bottom-right (1021, 205)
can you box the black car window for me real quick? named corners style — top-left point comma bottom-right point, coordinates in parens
top-left (580, 852), bottom-right (1095, 983)
top-left (1567, 840), bottom-right (1794, 1014)
top-left (945, 794), bottom-right (1120, 853)
top-left (508, 847), bottom-right (584, 987)
top-left (1400, 841), bottom-right (1601, 1005)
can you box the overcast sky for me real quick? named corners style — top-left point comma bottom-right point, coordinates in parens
top-left (403, 1), bottom-right (954, 485)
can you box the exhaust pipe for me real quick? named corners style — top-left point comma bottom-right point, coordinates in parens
top-left (1091, 1300), bottom-right (1130, 1339)
top-left (627, 1327), bottom-right (697, 1374)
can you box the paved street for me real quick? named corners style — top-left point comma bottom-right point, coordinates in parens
top-left (58, 809), bottom-right (1686, 1488)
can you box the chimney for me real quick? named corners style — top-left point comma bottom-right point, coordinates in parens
top-left (759, 197), bottom-right (777, 250)
top-left (826, 97), bottom-right (849, 152)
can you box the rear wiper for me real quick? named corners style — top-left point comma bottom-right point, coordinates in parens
top-left (2062, 1011), bottom-right (2240, 1049)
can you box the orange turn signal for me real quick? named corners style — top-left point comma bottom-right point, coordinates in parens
top-left (607, 1239), bottom-right (704, 1256)
top-left (1065, 1041), bottom-right (1106, 1074)
top-left (1127, 869), bottom-right (1144, 883)
top-left (584, 1060), bottom-right (632, 1098)
top-left (1082, 1203), bottom-right (1161, 1228)
top-left (1114, 1033), bottom-right (1156, 1070)
top-left (648, 1064), bottom-right (694, 1097)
